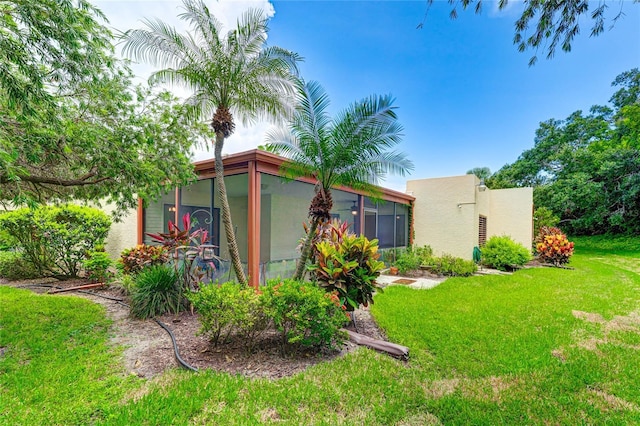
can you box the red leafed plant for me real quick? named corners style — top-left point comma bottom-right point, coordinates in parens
top-left (146, 213), bottom-right (219, 290)
top-left (146, 213), bottom-right (209, 250)
top-left (534, 226), bottom-right (574, 267)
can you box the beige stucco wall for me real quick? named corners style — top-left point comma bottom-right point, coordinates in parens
top-left (101, 204), bottom-right (138, 260)
top-left (407, 175), bottom-right (533, 260)
top-left (407, 175), bottom-right (480, 259)
top-left (488, 187), bottom-right (533, 249)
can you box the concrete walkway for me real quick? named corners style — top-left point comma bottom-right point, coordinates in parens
top-left (376, 266), bottom-right (511, 290)
top-left (376, 273), bottom-right (445, 290)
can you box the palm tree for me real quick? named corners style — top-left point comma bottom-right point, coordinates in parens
top-left (122, 0), bottom-right (301, 285)
top-left (266, 80), bottom-right (414, 280)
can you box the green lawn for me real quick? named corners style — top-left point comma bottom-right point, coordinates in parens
top-left (1, 237), bottom-right (639, 425)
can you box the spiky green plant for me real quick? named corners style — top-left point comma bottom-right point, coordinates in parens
top-left (130, 265), bottom-right (182, 319)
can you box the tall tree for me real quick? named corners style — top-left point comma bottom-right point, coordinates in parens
top-left (420, 0), bottom-right (639, 65)
top-left (489, 68), bottom-right (640, 235)
top-left (0, 0), bottom-right (208, 212)
top-left (266, 80), bottom-right (414, 280)
top-left (122, 0), bottom-right (301, 285)
top-left (0, 0), bottom-right (111, 113)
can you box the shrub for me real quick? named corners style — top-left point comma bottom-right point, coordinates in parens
top-left (308, 222), bottom-right (385, 311)
top-left (393, 245), bottom-right (433, 274)
top-left (481, 235), bottom-right (531, 271)
top-left (187, 281), bottom-right (268, 348)
top-left (82, 247), bottom-right (114, 283)
top-left (119, 244), bottom-right (169, 275)
top-left (262, 279), bottom-right (349, 353)
top-left (130, 265), bottom-right (182, 319)
top-left (534, 227), bottom-right (574, 267)
top-left (0, 251), bottom-right (39, 280)
top-left (0, 205), bottom-right (110, 278)
top-left (424, 254), bottom-right (478, 277)
top-left (394, 249), bottom-right (421, 274)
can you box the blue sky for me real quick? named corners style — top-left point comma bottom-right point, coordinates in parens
top-left (96, 0), bottom-right (640, 190)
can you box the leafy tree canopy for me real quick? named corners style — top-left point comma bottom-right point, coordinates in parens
top-left (421, 0), bottom-right (639, 65)
top-left (488, 68), bottom-right (640, 235)
top-left (0, 0), bottom-right (210, 214)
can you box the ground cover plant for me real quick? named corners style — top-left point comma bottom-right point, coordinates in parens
top-left (1, 236), bottom-right (639, 424)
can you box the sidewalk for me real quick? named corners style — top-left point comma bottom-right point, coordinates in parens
top-left (376, 273), bottom-right (445, 290)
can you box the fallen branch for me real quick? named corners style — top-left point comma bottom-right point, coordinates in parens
top-left (344, 329), bottom-right (409, 360)
top-left (48, 282), bottom-right (105, 293)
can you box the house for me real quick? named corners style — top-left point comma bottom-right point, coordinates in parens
top-left (107, 153), bottom-right (533, 286)
top-left (406, 174), bottom-right (533, 260)
top-left (108, 149), bottom-right (414, 288)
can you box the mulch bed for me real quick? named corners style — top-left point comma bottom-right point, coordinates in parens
top-left (1, 277), bottom-right (389, 379)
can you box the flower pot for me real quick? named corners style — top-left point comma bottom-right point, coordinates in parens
top-left (389, 266), bottom-right (398, 275)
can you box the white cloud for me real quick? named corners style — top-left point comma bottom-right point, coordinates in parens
top-left (94, 0), bottom-right (277, 158)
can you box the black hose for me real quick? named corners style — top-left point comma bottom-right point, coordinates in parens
top-left (17, 282), bottom-right (199, 373)
top-left (154, 318), bottom-right (199, 372)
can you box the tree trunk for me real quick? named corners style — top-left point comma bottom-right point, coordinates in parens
top-left (293, 218), bottom-right (319, 281)
top-left (214, 131), bottom-right (247, 285)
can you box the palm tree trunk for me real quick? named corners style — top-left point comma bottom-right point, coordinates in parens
top-left (293, 218), bottom-right (319, 281)
top-left (214, 131), bottom-right (247, 285)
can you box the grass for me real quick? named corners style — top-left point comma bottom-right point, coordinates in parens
top-left (1, 236), bottom-right (639, 424)
top-left (0, 287), bottom-right (139, 425)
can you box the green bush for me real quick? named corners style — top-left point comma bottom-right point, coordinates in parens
top-left (188, 279), bottom-right (348, 354)
top-left (82, 249), bottom-right (113, 283)
top-left (187, 282), bottom-right (268, 350)
top-left (394, 245), bottom-right (433, 274)
top-left (394, 250), bottom-right (421, 274)
top-left (481, 235), bottom-right (531, 271)
top-left (0, 251), bottom-right (39, 280)
top-left (424, 254), bottom-right (478, 277)
top-left (130, 265), bottom-right (182, 319)
top-left (0, 205), bottom-right (110, 278)
top-left (262, 279), bottom-right (349, 353)
top-left (118, 244), bottom-right (169, 275)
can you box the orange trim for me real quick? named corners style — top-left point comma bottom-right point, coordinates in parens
top-left (247, 161), bottom-right (260, 288)
top-left (174, 187), bottom-right (180, 224)
top-left (137, 198), bottom-right (144, 245)
top-left (194, 149), bottom-right (414, 205)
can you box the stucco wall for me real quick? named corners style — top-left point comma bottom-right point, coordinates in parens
top-left (102, 204), bottom-right (138, 260)
top-left (407, 175), bottom-right (533, 260)
top-left (407, 175), bottom-right (479, 259)
top-left (488, 187), bottom-right (533, 249)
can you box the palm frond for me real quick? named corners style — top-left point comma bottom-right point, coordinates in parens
top-left (121, 19), bottom-right (199, 69)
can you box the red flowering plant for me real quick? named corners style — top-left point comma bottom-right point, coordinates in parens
top-left (534, 226), bottom-right (574, 267)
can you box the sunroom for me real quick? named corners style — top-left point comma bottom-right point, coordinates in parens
top-left (137, 149), bottom-right (414, 288)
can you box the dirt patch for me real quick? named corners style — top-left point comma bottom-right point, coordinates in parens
top-left (393, 278), bottom-right (416, 285)
top-left (2, 279), bottom-right (389, 379)
top-left (424, 378), bottom-right (459, 399)
top-left (587, 389), bottom-right (640, 412)
top-left (572, 310), bottom-right (606, 324)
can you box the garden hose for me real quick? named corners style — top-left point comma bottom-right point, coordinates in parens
top-left (16, 282), bottom-right (199, 373)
